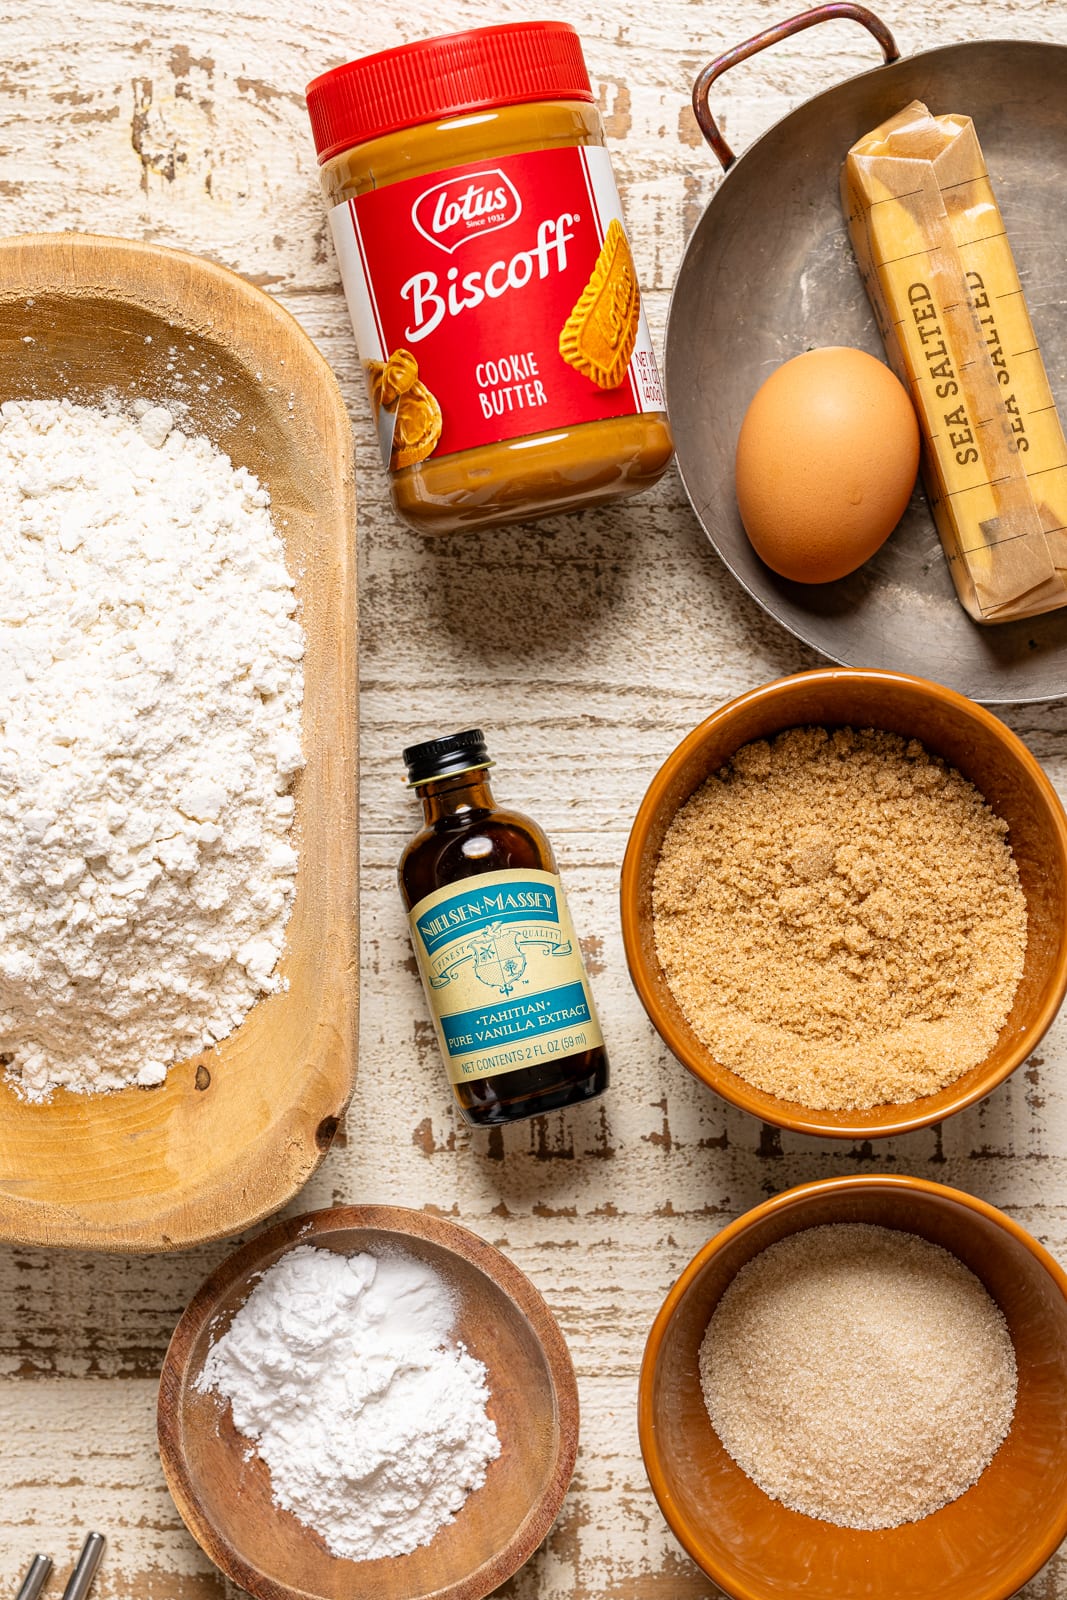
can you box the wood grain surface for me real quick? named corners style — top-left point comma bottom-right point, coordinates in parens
top-left (3, 0), bottom-right (1067, 1595)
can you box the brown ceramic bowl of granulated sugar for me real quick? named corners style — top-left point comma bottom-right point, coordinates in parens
top-left (620, 667), bottom-right (1067, 1139)
top-left (639, 1174), bottom-right (1067, 1600)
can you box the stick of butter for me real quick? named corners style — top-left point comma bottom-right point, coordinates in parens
top-left (843, 100), bottom-right (1067, 623)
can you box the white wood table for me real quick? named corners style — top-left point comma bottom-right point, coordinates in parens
top-left (3, 1), bottom-right (1067, 1594)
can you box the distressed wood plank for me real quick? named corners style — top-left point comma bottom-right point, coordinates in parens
top-left (2, 0), bottom-right (1067, 1593)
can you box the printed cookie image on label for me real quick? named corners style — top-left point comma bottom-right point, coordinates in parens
top-left (329, 144), bottom-right (665, 468)
top-left (559, 219), bottom-right (641, 390)
top-left (408, 868), bottom-right (604, 1083)
top-left (366, 348), bottom-right (442, 470)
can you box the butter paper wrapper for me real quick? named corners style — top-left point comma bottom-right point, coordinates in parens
top-left (842, 100), bottom-right (1067, 623)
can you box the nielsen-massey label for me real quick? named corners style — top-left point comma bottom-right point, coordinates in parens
top-left (407, 868), bottom-right (604, 1084)
top-left (330, 144), bottom-right (665, 469)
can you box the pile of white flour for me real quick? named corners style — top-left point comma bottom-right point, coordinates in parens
top-left (197, 1245), bottom-right (501, 1560)
top-left (0, 397), bottom-right (304, 1100)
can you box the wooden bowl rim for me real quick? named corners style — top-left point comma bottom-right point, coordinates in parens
top-left (637, 1172), bottom-right (1067, 1600)
top-left (158, 1204), bottom-right (580, 1600)
top-left (0, 231), bottom-right (341, 358)
top-left (620, 666), bottom-right (1067, 1139)
top-left (0, 228), bottom-right (313, 315)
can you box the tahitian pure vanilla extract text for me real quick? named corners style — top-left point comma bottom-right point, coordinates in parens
top-left (399, 729), bottom-right (609, 1126)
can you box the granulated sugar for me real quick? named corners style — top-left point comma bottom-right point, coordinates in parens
top-left (699, 1223), bottom-right (1017, 1530)
top-left (652, 726), bottom-right (1027, 1110)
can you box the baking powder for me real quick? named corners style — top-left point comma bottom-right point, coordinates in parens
top-left (197, 1244), bottom-right (501, 1560)
top-left (0, 398), bottom-right (304, 1099)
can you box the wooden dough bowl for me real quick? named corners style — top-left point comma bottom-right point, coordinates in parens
top-left (0, 233), bottom-right (358, 1251)
top-left (158, 1205), bottom-right (580, 1600)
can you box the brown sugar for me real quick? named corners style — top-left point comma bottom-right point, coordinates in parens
top-left (651, 726), bottom-right (1027, 1111)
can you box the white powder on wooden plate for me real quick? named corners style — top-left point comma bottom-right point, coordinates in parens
top-left (699, 1223), bottom-right (1017, 1529)
top-left (197, 1244), bottom-right (501, 1561)
top-left (0, 398), bottom-right (304, 1100)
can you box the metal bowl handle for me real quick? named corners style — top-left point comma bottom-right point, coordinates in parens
top-left (693, 3), bottom-right (901, 171)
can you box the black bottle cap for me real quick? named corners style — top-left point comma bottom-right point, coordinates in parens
top-left (403, 728), bottom-right (493, 787)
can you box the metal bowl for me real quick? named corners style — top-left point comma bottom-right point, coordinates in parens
top-left (668, 21), bottom-right (1067, 702)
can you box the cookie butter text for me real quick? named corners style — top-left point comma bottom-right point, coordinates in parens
top-left (476, 351), bottom-right (548, 419)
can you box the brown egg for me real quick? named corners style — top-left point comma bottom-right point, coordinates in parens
top-left (735, 347), bottom-right (920, 583)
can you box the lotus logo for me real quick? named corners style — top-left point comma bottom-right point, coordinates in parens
top-left (412, 170), bottom-right (522, 254)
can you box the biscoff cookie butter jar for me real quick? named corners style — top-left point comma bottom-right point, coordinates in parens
top-left (307, 22), bottom-right (674, 535)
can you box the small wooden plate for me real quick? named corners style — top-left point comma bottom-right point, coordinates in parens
top-left (0, 233), bottom-right (358, 1251)
top-left (158, 1205), bottom-right (580, 1600)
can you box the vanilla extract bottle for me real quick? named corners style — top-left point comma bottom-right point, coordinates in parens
top-left (399, 729), bottom-right (609, 1127)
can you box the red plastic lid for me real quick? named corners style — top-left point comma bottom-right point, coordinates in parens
top-left (306, 22), bottom-right (594, 164)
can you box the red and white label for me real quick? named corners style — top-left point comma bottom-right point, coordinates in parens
top-left (330, 144), bottom-right (665, 467)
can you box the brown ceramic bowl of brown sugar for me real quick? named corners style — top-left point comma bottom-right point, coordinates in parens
top-left (158, 1205), bottom-right (579, 1600)
top-left (620, 667), bottom-right (1067, 1140)
top-left (639, 1174), bottom-right (1067, 1600)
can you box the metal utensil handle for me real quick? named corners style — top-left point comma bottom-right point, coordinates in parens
top-left (59, 1535), bottom-right (105, 1600)
top-left (693, 3), bottom-right (901, 171)
top-left (15, 1556), bottom-right (53, 1600)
